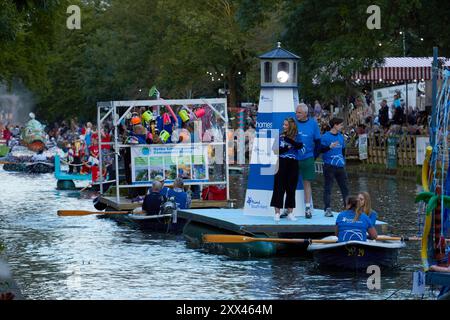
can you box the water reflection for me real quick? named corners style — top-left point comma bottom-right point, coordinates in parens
top-left (0, 167), bottom-right (432, 299)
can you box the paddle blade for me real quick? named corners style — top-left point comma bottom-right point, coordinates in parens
top-left (57, 210), bottom-right (130, 216)
top-left (202, 234), bottom-right (254, 243)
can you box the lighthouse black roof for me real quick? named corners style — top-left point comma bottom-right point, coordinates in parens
top-left (259, 42), bottom-right (300, 60)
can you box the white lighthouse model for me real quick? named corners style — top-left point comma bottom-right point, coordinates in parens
top-left (244, 43), bottom-right (306, 217)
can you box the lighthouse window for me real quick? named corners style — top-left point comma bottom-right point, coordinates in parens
top-left (264, 62), bottom-right (272, 83)
top-left (293, 62), bottom-right (297, 81)
top-left (278, 62), bottom-right (289, 74)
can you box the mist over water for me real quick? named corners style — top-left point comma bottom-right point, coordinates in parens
top-left (0, 82), bottom-right (35, 126)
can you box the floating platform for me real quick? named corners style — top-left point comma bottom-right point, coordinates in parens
top-left (179, 208), bottom-right (389, 258)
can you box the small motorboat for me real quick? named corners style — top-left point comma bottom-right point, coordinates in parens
top-left (307, 236), bottom-right (406, 271)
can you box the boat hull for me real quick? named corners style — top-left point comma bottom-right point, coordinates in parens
top-left (308, 237), bottom-right (405, 271)
top-left (99, 211), bottom-right (186, 234)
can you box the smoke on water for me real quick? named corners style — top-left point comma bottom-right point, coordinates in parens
top-left (0, 82), bottom-right (35, 126)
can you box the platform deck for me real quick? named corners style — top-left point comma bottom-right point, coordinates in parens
top-left (178, 208), bottom-right (389, 235)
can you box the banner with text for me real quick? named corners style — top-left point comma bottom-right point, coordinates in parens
top-left (131, 145), bottom-right (209, 184)
top-left (416, 136), bottom-right (430, 165)
top-left (358, 134), bottom-right (368, 160)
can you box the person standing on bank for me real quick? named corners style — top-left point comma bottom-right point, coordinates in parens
top-left (295, 103), bottom-right (322, 219)
top-left (270, 118), bottom-right (304, 221)
top-left (321, 117), bottom-right (349, 217)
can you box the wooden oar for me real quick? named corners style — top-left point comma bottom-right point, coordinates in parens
top-left (57, 210), bottom-right (143, 216)
top-left (202, 234), bottom-right (446, 244)
top-left (202, 234), bottom-right (337, 244)
top-left (376, 235), bottom-right (450, 242)
top-left (79, 184), bottom-right (92, 192)
top-left (377, 235), bottom-right (421, 241)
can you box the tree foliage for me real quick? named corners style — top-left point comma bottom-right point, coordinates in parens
top-left (1, 0), bottom-right (450, 122)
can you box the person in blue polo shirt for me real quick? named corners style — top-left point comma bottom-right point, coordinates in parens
top-left (320, 117), bottom-right (349, 218)
top-left (295, 103), bottom-right (321, 219)
top-left (335, 196), bottom-right (378, 242)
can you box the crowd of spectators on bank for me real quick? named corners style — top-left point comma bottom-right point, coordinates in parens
top-left (302, 91), bottom-right (430, 151)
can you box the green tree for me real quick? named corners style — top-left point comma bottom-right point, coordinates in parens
top-left (282, 0), bottom-right (422, 102)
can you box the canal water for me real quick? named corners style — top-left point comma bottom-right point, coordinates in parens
top-left (0, 167), bottom-right (434, 300)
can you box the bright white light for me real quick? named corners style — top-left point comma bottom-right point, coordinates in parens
top-left (399, 31), bottom-right (403, 35)
top-left (277, 71), bottom-right (289, 83)
top-left (378, 43), bottom-right (382, 46)
top-left (238, 72), bottom-right (241, 75)
top-left (420, 38), bottom-right (424, 41)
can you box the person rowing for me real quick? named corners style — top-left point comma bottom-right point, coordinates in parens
top-left (357, 192), bottom-right (378, 226)
top-left (335, 196), bottom-right (378, 242)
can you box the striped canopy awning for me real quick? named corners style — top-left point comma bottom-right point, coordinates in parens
top-left (353, 57), bottom-right (450, 82)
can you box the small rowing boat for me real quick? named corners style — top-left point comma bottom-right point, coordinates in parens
top-left (99, 212), bottom-right (186, 233)
top-left (97, 198), bottom-right (186, 233)
top-left (307, 236), bottom-right (406, 271)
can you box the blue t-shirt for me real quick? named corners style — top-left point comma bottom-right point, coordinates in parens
top-left (321, 131), bottom-right (346, 167)
top-left (297, 118), bottom-right (321, 161)
top-left (363, 210), bottom-right (378, 226)
top-left (279, 134), bottom-right (304, 160)
top-left (336, 210), bottom-right (373, 242)
top-left (167, 188), bottom-right (190, 209)
top-left (160, 186), bottom-right (170, 198)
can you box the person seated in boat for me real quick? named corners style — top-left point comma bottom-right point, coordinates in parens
top-left (335, 196), bottom-right (378, 242)
top-left (167, 177), bottom-right (191, 209)
top-left (357, 192), bottom-right (378, 226)
top-left (154, 175), bottom-right (170, 197)
top-left (31, 149), bottom-right (47, 162)
top-left (142, 181), bottom-right (167, 215)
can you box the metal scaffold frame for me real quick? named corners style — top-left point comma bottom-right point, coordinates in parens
top-left (95, 98), bottom-right (230, 204)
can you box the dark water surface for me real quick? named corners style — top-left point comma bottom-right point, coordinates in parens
top-left (0, 167), bottom-right (433, 300)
